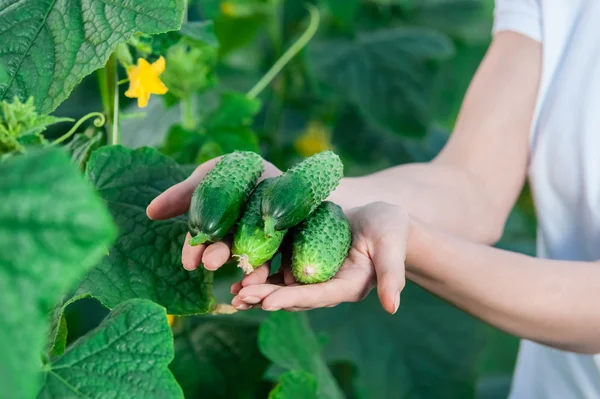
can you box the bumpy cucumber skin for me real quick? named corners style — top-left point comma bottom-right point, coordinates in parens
top-left (261, 150), bottom-right (343, 235)
top-left (291, 201), bottom-right (351, 284)
top-left (188, 151), bottom-right (264, 246)
top-left (232, 178), bottom-right (288, 273)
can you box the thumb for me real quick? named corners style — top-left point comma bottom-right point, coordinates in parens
top-left (371, 233), bottom-right (407, 315)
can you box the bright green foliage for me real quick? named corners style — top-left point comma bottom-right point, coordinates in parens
top-left (0, 148), bottom-right (116, 399)
top-left (262, 151), bottom-right (344, 235)
top-left (322, 0), bottom-right (360, 29)
top-left (188, 150), bottom-right (264, 245)
top-left (308, 28), bottom-right (453, 136)
top-left (79, 145), bottom-right (215, 314)
top-left (45, 293), bottom-right (92, 359)
top-left (268, 371), bottom-right (319, 399)
top-left (308, 283), bottom-right (489, 399)
top-left (259, 312), bottom-right (344, 399)
top-left (161, 41), bottom-right (218, 100)
top-left (0, 0), bottom-right (185, 114)
top-left (232, 178), bottom-right (288, 273)
top-left (160, 91), bottom-right (261, 164)
top-left (170, 314), bottom-right (270, 399)
top-left (149, 20), bottom-right (219, 55)
top-left (37, 299), bottom-right (184, 399)
top-left (291, 201), bottom-right (351, 284)
top-left (0, 97), bottom-right (71, 154)
top-left (64, 130), bottom-right (104, 170)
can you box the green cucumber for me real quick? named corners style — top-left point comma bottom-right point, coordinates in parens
top-left (188, 151), bottom-right (264, 246)
top-left (291, 201), bottom-right (351, 284)
top-left (231, 178), bottom-right (288, 274)
top-left (261, 150), bottom-right (343, 236)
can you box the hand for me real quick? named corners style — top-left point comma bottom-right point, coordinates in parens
top-left (146, 156), bottom-right (282, 271)
top-left (230, 202), bottom-right (410, 314)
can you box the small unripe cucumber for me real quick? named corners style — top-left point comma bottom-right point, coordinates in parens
top-left (188, 151), bottom-right (264, 246)
top-left (261, 150), bottom-right (343, 236)
top-left (232, 178), bottom-right (288, 274)
top-left (291, 201), bottom-right (351, 284)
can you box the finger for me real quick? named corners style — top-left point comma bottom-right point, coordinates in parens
top-left (371, 234), bottom-right (406, 315)
top-left (241, 263), bottom-right (271, 286)
top-left (237, 284), bottom-right (282, 306)
top-left (283, 265), bottom-right (296, 285)
top-left (181, 232), bottom-right (206, 271)
top-left (202, 239), bottom-right (232, 271)
top-left (146, 158), bottom-right (220, 220)
top-left (230, 281), bottom-right (243, 295)
top-left (231, 295), bottom-right (252, 310)
top-left (240, 280), bottom-right (351, 311)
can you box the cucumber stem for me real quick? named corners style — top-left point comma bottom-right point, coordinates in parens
top-left (188, 232), bottom-right (209, 247)
top-left (263, 216), bottom-right (276, 238)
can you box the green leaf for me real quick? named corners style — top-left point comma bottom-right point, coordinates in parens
top-left (170, 314), bottom-right (270, 399)
top-left (308, 283), bottom-right (488, 399)
top-left (45, 293), bottom-right (93, 359)
top-left (259, 312), bottom-right (344, 399)
top-left (268, 370), bottom-right (319, 399)
top-left (46, 311), bottom-right (68, 358)
top-left (308, 27), bottom-right (454, 136)
top-left (161, 124), bottom-right (204, 164)
top-left (0, 0), bottom-right (185, 114)
top-left (0, 148), bottom-right (117, 399)
top-left (205, 91), bottom-right (262, 129)
top-left (321, 0), bottom-right (360, 28)
top-left (64, 129), bottom-right (104, 170)
top-left (180, 21), bottom-right (220, 47)
top-left (37, 299), bottom-right (183, 398)
top-left (78, 145), bottom-right (215, 315)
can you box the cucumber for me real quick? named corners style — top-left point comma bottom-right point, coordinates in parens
top-left (261, 150), bottom-right (343, 236)
top-left (231, 178), bottom-right (288, 274)
top-left (188, 151), bottom-right (264, 246)
top-left (291, 201), bottom-right (351, 284)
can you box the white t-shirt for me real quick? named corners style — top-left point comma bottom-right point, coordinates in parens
top-left (493, 0), bottom-right (600, 397)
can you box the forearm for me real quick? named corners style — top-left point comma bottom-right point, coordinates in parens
top-left (329, 162), bottom-right (504, 244)
top-left (406, 219), bottom-right (600, 354)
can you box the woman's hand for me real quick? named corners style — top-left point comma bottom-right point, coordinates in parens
top-left (231, 202), bottom-right (410, 314)
top-left (146, 156), bottom-right (282, 271)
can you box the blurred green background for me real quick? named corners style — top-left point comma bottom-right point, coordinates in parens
top-left (51, 0), bottom-right (538, 398)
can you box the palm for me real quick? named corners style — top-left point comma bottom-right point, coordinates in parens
top-left (231, 203), bottom-right (408, 313)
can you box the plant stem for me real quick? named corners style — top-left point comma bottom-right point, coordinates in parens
top-left (181, 97), bottom-right (196, 130)
top-left (50, 112), bottom-right (106, 146)
top-left (111, 66), bottom-right (120, 145)
top-left (246, 4), bottom-right (320, 99)
top-left (97, 54), bottom-right (118, 144)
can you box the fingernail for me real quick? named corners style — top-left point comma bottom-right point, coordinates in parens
top-left (262, 306), bottom-right (280, 312)
top-left (241, 296), bottom-right (261, 304)
top-left (235, 304), bottom-right (250, 310)
top-left (393, 291), bottom-right (400, 314)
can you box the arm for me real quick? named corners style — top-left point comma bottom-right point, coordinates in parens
top-left (330, 30), bottom-right (541, 245)
top-left (406, 218), bottom-right (600, 354)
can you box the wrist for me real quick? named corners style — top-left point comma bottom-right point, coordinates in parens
top-left (405, 216), bottom-right (429, 274)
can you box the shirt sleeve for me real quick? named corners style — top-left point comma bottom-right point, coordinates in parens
top-left (492, 0), bottom-right (542, 42)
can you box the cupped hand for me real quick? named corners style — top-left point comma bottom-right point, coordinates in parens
top-left (230, 202), bottom-right (410, 314)
top-left (146, 156), bottom-right (282, 271)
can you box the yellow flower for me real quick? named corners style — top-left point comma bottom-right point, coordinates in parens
top-left (294, 120), bottom-right (333, 157)
top-left (220, 2), bottom-right (237, 16)
top-left (125, 56), bottom-right (168, 108)
top-left (167, 314), bottom-right (175, 326)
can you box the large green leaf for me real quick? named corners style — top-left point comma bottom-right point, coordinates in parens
top-left (78, 145), bottom-right (215, 314)
top-left (170, 314), bottom-right (270, 399)
top-left (37, 299), bottom-right (183, 398)
top-left (259, 312), bottom-right (344, 399)
top-left (308, 283), bottom-right (489, 399)
top-left (0, 148), bottom-right (116, 399)
top-left (268, 371), bottom-right (319, 399)
top-left (308, 27), bottom-right (453, 136)
top-left (0, 0), bottom-right (185, 114)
